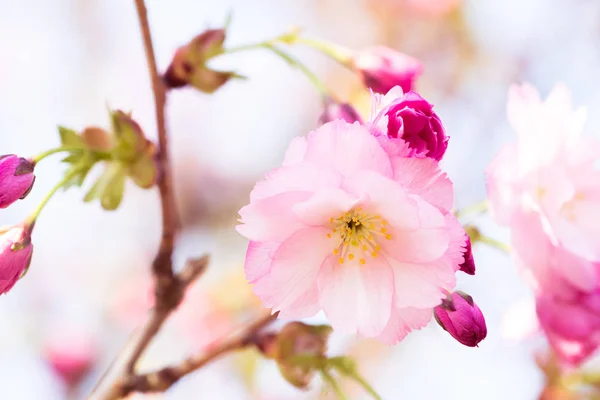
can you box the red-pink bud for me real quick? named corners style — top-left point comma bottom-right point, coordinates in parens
top-left (351, 46), bottom-right (423, 94)
top-left (0, 225), bottom-right (33, 295)
top-left (163, 29), bottom-right (236, 93)
top-left (318, 98), bottom-right (362, 125)
top-left (434, 291), bottom-right (487, 347)
top-left (459, 237), bottom-right (476, 275)
top-left (0, 155), bottom-right (35, 208)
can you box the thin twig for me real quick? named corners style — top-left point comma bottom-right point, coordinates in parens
top-left (122, 0), bottom-right (180, 375)
top-left (91, 257), bottom-right (209, 399)
top-left (104, 312), bottom-right (279, 398)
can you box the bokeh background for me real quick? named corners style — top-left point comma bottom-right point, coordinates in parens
top-left (1, 0), bottom-right (600, 398)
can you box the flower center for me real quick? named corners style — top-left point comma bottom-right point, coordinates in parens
top-left (327, 208), bottom-right (393, 265)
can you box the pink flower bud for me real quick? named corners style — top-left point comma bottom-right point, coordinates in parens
top-left (352, 47), bottom-right (423, 94)
top-left (163, 29), bottom-right (236, 93)
top-left (0, 225), bottom-right (33, 295)
top-left (253, 322), bottom-right (332, 390)
top-left (0, 155), bottom-right (35, 208)
top-left (318, 98), bottom-right (362, 125)
top-left (458, 237), bottom-right (476, 275)
top-left (371, 90), bottom-right (448, 160)
top-left (434, 291), bottom-right (487, 347)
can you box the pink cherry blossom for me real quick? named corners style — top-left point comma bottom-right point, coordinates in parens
top-left (237, 120), bottom-right (466, 342)
top-left (487, 83), bottom-right (600, 261)
top-left (487, 83), bottom-right (600, 364)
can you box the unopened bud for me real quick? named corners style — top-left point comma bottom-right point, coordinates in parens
top-left (434, 291), bottom-right (487, 347)
top-left (318, 97), bottom-right (362, 125)
top-left (0, 225), bottom-right (33, 295)
top-left (351, 46), bottom-right (423, 94)
top-left (0, 155), bottom-right (35, 208)
top-left (163, 29), bottom-right (236, 93)
top-left (256, 322), bottom-right (332, 389)
top-left (81, 127), bottom-right (113, 151)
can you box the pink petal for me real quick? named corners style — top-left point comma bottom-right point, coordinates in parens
top-left (390, 156), bottom-right (454, 213)
top-left (391, 257), bottom-right (457, 308)
top-left (293, 188), bottom-right (360, 226)
top-left (507, 83), bottom-right (541, 138)
top-left (250, 163), bottom-right (342, 202)
top-left (379, 197), bottom-right (450, 263)
top-left (253, 227), bottom-right (331, 312)
top-left (244, 241), bottom-right (279, 283)
top-left (277, 285), bottom-right (321, 320)
top-left (237, 191), bottom-right (311, 242)
top-left (304, 120), bottom-right (393, 178)
top-left (342, 170), bottom-right (420, 230)
top-left (282, 137), bottom-right (307, 166)
top-left (376, 305), bottom-right (432, 345)
top-left (486, 144), bottom-right (518, 226)
top-left (318, 254), bottom-right (394, 337)
top-left (381, 225), bottom-right (449, 263)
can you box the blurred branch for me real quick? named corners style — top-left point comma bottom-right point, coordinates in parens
top-left (123, 0), bottom-right (181, 375)
top-left (90, 2), bottom-right (281, 398)
top-left (102, 311), bottom-right (279, 398)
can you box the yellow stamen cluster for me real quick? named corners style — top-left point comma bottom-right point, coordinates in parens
top-left (327, 208), bottom-right (393, 265)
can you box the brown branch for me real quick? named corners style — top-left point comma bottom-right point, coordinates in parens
top-left (121, 0), bottom-right (181, 375)
top-left (103, 311), bottom-right (279, 399)
top-left (91, 2), bottom-right (278, 398)
top-left (122, 257), bottom-right (209, 375)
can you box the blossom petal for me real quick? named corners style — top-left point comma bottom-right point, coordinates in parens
top-left (237, 191), bottom-right (311, 242)
top-left (277, 285), bottom-right (321, 320)
top-left (253, 227), bottom-right (331, 312)
top-left (318, 254), bottom-right (393, 337)
top-left (293, 188), bottom-right (359, 226)
top-left (376, 305), bottom-right (432, 345)
top-left (244, 241), bottom-right (279, 283)
top-left (282, 137), bottom-right (307, 166)
top-left (486, 144), bottom-right (518, 226)
top-left (250, 163), bottom-right (342, 202)
top-left (391, 257), bottom-right (457, 308)
top-left (390, 156), bottom-right (454, 212)
top-left (304, 120), bottom-right (393, 178)
top-left (343, 170), bottom-right (419, 230)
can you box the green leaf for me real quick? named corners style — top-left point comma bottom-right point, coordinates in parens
top-left (328, 357), bottom-right (382, 400)
top-left (111, 111), bottom-right (146, 161)
top-left (320, 370), bottom-right (349, 400)
top-left (62, 164), bottom-right (93, 190)
top-left (58, 126), bottom-right (85, 148)
top-left (128, 154), bottom-right (157, 189)
top-left (84, 162), bottom-right (126, 210)
top-left (101, 170), bottom-right (126, 210)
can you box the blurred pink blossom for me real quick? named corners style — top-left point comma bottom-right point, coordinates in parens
top-left (537, 281), bottom-right (600, 366)
top-left (237, 120), bottom-right (466, 343)
top-left (0, 155), bottom-right (35, 208)
top-left (351, 47), bottom-right (423, 94)
top-left (44, 332), bottom-right (97, 387)
top-left (487, 83), bottom-right (600, 364)
top-left (406, 0), bottom-right (461, 16)
top-left (177, 272), bottom-right (263, 350)
top-left (370, 86), bottom-right (448, 160)
top-left (318, 97), bottom-right (362, 125)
